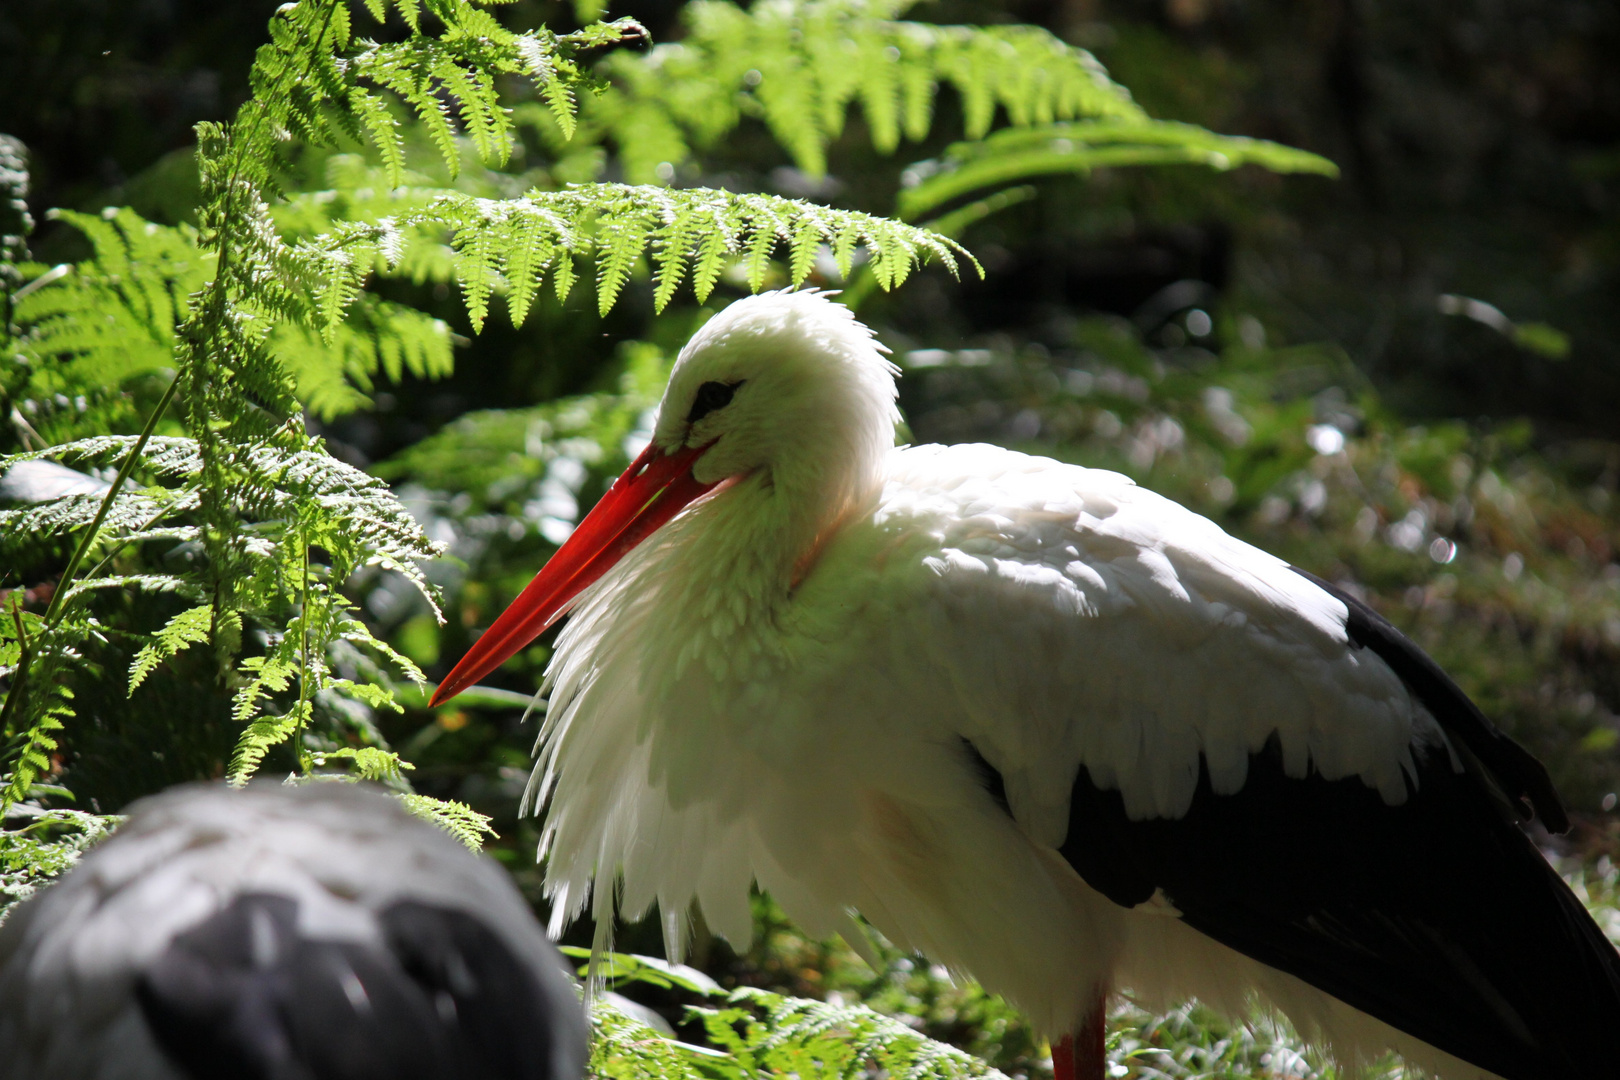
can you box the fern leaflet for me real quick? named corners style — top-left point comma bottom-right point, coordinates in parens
top-left (128, 604), bottom-right (215, 693)
top-left (397, 792), bottom-right (499, 850)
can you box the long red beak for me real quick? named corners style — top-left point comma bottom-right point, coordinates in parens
top-left (428, 441), bottom-right (716, 707)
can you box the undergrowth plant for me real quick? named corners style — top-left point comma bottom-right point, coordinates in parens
top-left (573, 948), bottom-right (1013, 1080)
top-left (0, 0), bottom-right (987, 868)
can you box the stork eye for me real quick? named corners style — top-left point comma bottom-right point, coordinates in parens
top-left (687, 380), bottom-right (743, 424)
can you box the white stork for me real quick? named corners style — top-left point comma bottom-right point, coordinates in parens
top-left (0, 783), bottom-right (587, 1080)
top-left (430, 289), bottom-right (1620, 1080)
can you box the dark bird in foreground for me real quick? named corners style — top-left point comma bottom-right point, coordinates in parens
top-left (0, 783), bottom-right (587, 1080)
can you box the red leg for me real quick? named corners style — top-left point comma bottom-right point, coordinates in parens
top-left (1054, 994), bottom-right (1107, 1080)
top-left (1052, 1034), bottom-right (1075, 1080)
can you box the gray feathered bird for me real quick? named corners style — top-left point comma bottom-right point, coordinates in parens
top-left (0, 783), bottom-right (588, 1080)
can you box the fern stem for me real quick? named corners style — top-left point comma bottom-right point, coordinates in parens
top-left (40, 376), bottom-right (179, 631)
top-left (293, 544), bottom-right (314, 775)
top-left (177, 0), bottom-right (345, 689)
top-left (0, 373), bottom-right (180, 750)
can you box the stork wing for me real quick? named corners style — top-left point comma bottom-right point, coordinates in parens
top-left (888, 444), bottom-right (1620, 1078)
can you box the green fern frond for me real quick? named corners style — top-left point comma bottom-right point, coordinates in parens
top-left (504, 204), bottom-right (572, 326)
top-left (350, 89), bottom-right (408, 186)
top-left (2, 0), bottom-right (644, 811)
top-left (311, 745), bottom-right (411, 780)
top-left (128, 604), bottom-right (214, 694)
top-left (232, 656), bottom-right (299, 730)
top-left (588, 0), bottom-right (1144, 182)
top-left (337, 613), bottom-right (428, 687)
top-left (575, 951), bottom-right (1010, 1080)
top-left (1, 808), bottom-right (119, 924)
top-left (0, 487), bottom-right (189, 556)
top-left (208, 0), bottom-right (643, 201)
top-left (273, 327), bottom-right (374, 419)
top-left (9, 210), bottom-right (209, 439)
top-left (897, 119), bottom-right (1340, 221)
top-left (227, 701), bottom-right (304, 786)
top-left (19, 199), bottom-right (456, 428)
top-left (360, 50), bottom-right (466, 177)
top-left (692, 222), bottom-right (735, 303)
top-left (702, 986), bottom-right (1008, 1080)
top-left (329, 184), bottom-right (972, 327)
top-left (1, 684), bottom-right (71, 807)
top-left (59, 574), bottom-right (194, 606)
top-left (273, 296), bottom-right (455, 419)
top-left (589, 999), bottom-right (713, 1080)
top-left (595, 215), bottom-right (651, 314)
top-left (87, 431), bottom-right (440, 632)
top-left (1, 435), bottom-right (203, 477)
top-left (244, 447), bottom-right (445, 608)
top-left (325, 678), bottom-right (404, 715)
top-left (451, 208), bottom-right (502, 329)
top-left (397, 792), bottom-right (498, 850)
top-left (222, 588), bottom-right (430, 788)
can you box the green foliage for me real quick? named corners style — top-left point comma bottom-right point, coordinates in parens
top-left (6, 210), bottom-right (207, 444)
top-left (572, 949), bottom-right (1009, 1080)
top-left (693, 986), bottom-right (1008, 1080)
top-left (708, 866), bottom-right (1620, 1080)
top-left (0, 0), bottom-right (649, 828)
top-left (0, 807), bottom-right (117, 925)
top-left (398, 791), bottom-right (499, 850)
top-left (273, 296), bottom-right (457, 419)
top-left (1105, 1000), bottom-right (1348, 1079)
top-left (128, 603), bottom-right (215, 693)
top-left (4, 205), bottom-right (453, 429)
top-left (578, 0), bottom-right (1145, 182)
top-left (316, 184), bottom-right (972, 327)
top-left (2, 686), bottom-right (70, 809)
top-left (897, 120), bottom-right (1338, 222)
top-left (379, 339), bottom-right (668, 499)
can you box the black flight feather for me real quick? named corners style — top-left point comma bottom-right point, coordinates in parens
top-left (1288, 564), bottom-right (1567, 830)
top-left (1060, 740), bottom-right (1620, 1078)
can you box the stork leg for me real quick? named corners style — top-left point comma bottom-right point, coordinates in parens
top-left (1052, 993), bottom-right (1107, 1080)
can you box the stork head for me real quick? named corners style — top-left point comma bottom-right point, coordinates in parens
top-left (429, 290), bottom-right (899, 705)
top-left (652, 289), bottom-right (900, 492)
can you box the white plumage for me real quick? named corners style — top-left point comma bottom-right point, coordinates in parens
top-left (433, 290), bottom-right (1620, 1080)
top-left (0, 783), bottom-right (586, 1080)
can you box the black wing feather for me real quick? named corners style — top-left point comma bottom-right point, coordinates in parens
top-left (1061, 741), bottom-right (1620, 1079)
top-left (1289, 565), bottom-right (1567, 830)
top-left (1037, 572), bottom-right (1620, 1079)
top-left (137, 894), bottom-right (567, 1080)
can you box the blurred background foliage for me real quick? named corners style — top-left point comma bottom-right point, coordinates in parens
top-left (3, 0), bottom-right (1620, 1075)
